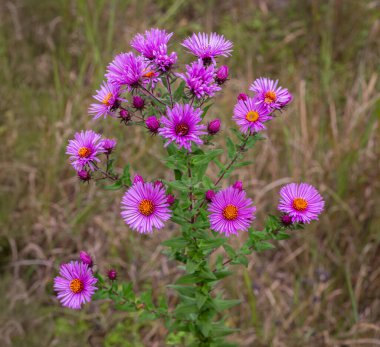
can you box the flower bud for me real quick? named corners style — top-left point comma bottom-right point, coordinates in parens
top-left (119, 108), bottom-right (131, 122)
top-left (237, 93), bottom-right (248, 101)
top-left (154, 180), bottom-right (164, 189)
top-left (101, 138), bottom-right (117, 154)
top-left (215, 65), bottom-right (229, 85)
top-left (166, 194), bottom-right (175, 205)
top-left (233, 181), bottom-right (243, 191)
top-left (77, 170), bottom-right (91, 182)
top-left (79, 251), bottom-right (93, 267)
top-left (207, 119), bottom-right (221, 135)
top-left (145, 116), bottom-right (160, 134)
top-left (133, 95), bottom-right (145, 110)
top-left (205, 190), bottom-right (216, 202)
top-left (107, 269), bottom-right (117, 281)
top-left (133, 174), bottom-right (144, 184)
top-left (281, 214), bottom-right (293, 226)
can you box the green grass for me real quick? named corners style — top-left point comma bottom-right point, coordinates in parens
top-left (1, 0), bottom-right (379, 346)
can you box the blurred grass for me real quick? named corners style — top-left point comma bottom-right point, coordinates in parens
top-left (0, 0), bottom-right (379, 346)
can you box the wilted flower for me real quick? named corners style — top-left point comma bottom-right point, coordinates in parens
top-left (101, 138), bottom-right (117, 154)
top-left (281, 214), bottom-right (293, 226)
top-left (215, 65), bottom-right (229, 85)
top-left (79, 251), bottom-right (93, 267)
top-left (77, 170), bottom-right (91, 182)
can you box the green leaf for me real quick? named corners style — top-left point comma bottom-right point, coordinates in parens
top-left (213, 298), bottom-right (241, 312)
top-left (174, 81), bottom-right (186, 100)
top-left (198, 238), bottom-right (226, 250)
top-left (231, 255), bottom-right (248, 267)
top-left (103, 180), bottom-right (122, 190)
top-left (175, 274), bottom-right (200, 285)
top-left (162, 237), bottom-right (188, 248)
top-left (226, 137), bottom-right (235, 159)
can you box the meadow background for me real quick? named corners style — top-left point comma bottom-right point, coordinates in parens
top-left (1, 0), bottom-right (380, 346)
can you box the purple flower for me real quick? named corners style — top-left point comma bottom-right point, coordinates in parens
top-left (132, 95), bottom-right (145, 110)
top-left (133, 174), bottom-right (144, 184)
top-left (233, 181), bottom-right (243, 191)
top-left (237, 93), bottom-right (248, 101)
top-left (177, 60), bottom-right (221, 99)
top-left (154, 180), bottom-right (164, 189)
top-left (181, 32), bottom-right (233, 64)
top-left (77, 170), bottom-right (91, 182)
top-left (166, 194), bottom-right (175, 205)
top-left (278, 183), bottom-right (324, 224)
top-left (88, 82), bottom-right (123, 119)
top-left (145, 116), bottom-right (160, 134)
top-left (105, 52), bottom-right (155, 90)
top-left (249, 77), bottom-right (292, 111)
top-left (131, 28), bottom-right (177, 71)
top-left (207, 119), bottom-right (221, 135)
top-left (119, 108), bottom-right (131, 122)
top-left (233, 97), bottom-right (272, 134)
top-left (66, 130), bottom-right (105, 171)
top-left (281, 214), bottom-right (293, 226)
top-left (208, 186), bottom-right (256, 236)
top-left (101, 138), bottom-right (117, 154)
top-left (79, 251), bottom-right (93, 267)
top-left (107, 269), bottom-right (117, 281)
top-left (215, 65), bottom-right (229, 85)
top-left (205, 190), bottom-right (216, 202)
top-left (54, 261), bottom-right (97, 310)
top-left (158, 103), bottom-right (207, 151)
top-left (120, 181), bottom-right (171, 234)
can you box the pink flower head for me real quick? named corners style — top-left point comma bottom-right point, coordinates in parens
top-left (145, 116), bottom-right (160, 134)
top-left (233, 97), bottom-right (272, 134)
top-left (88, 81), bottom-right (124, 119)
top-left (107, 269), bottom-right (117, 281)
top-left (249, 77), bottom-right (292, 111)
top-left (121, 181), bottom-right (171, 234)
top-left (208, 186), bottom-right (256, 236)
top-left (54, 261), bottom-right (97, 310)
top-left (79, 251), bottom-right (93, 267)
top-left (101, 138), bottom-right (117, 154)
top-left (66, 130), bottom-right (105, 171)
top-left (77, 170), bottom-right (91, 182)
top-left (278, 183), bottom-right (324, 224)
top-left (166, 194), bottom-right (175, 205)
top-left (131, 28), bottom-right (177, 72)
top-left (133, 174), bottom-right (144, 184)
top-left (233, 181), bottom-right (243, 191)
top-left (207, 119), bottom-right (221, 135)
top-left (181, 32), bottom-right (233, 64)
top-left (132, 95), bottom-right (145, 110)
top-left (105, 52), bottom-right (156, 90)
top-left (205, 190), bottom-right (216, 202)
top-left (158, 103), bottom-right (207, 151)
top-left (237, 93), bottom-right (248, 101)
top-left (177, 60), bottom-right (221, 99)
top-left (215, 65), bottom-right (229, 85)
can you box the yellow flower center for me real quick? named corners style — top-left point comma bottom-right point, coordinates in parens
top-left (139, 199), bottom-right (154, 216)
top-left (264, 90), bottom-right (277, 104)
top-left (175, 123), bottom-right (189, 136)
top-left (78, 147), bottom-right (92, 158)
top-left (245, 111), bottom-right (259, 122)
top-left (222, 204), bottom-right (238, 221)
top-left (102, 92), bottom-right (113, 106)
top-left (69, 278), bottom-right (84, 294)
top-left (292, 198), bottom-right (308, 211)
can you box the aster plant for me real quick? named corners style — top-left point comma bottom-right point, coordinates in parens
top-left (56, 28), bottom-right (324, 346)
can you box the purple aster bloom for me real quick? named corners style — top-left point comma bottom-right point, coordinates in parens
top-left (107, 269), bottom-right (117, 281)
top-left (237, 93), bottom-right (248, 101)
top-left (105, 52), bottom-right (156, 90)
top-left (181, 32), bottom-right (233, 64)
top-left (177, 60), bottom-right (221, 99)
top-left (208, 186), bottom-right (256, 236)
top-left (88, 81), bottom-right (123, 119)
top-left (145, 116), bottom-right (160, 134)
top-left (120, 181), bottom-right (171, 234)
top-left (207, 118), bottom-right (221, 135)
top-left (77, 170), bottom-right (91, 182)
top-left (215, 65), bottom-right (229, 85)
top-left (249, 77), bottom-right (292, 111)
top-left (158, 103), bottom-right (207, 151)
top-left (119, 108), bottom-right (131, 122)
top-left (54, 261), bottom-right (97, 310)
top-left (131, 28), bottom-right (177, 71)
top-left (79, 251), bottom-right (93, 267)
top-left (66, 130), bottom-right (105, 171)
top-left (101, 138), bottom-right (117, 154)
top-left (278, 183), bottom-right (324, 224)
top-left (205, 190), bottom-right (216, 202)
top-left (132, 95), bottom-right (145, 110)
top-left (233, 97), bottom-right (272, 134)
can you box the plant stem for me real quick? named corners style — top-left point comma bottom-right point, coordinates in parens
top-left (166, 74), bottom-right (174, 107)
top-left (139, 84), bottom-right (166, 106)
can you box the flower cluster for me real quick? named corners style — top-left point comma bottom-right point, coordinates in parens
top-left (58, 28), bottom-right (324, 326)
